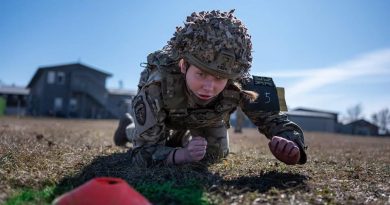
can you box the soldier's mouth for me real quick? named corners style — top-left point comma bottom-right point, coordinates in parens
top-left (197, 94), bottom-right (212, 100)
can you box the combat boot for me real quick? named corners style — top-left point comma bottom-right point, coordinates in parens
top-left (114, 113), bottom-right (132, 146)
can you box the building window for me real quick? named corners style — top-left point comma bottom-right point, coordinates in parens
top-left (54, 97), bottom-right (63, 111)
top-left (57, 72), bottom-right (65, 84)
top-left (47, 71), bottom-right (55, 84)
top-left (69, 98), bottom-right (77, 111)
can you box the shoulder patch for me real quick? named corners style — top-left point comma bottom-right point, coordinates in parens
top-left (242, 75), bottom-right (284, 112)
top-left (133, 96), bottom-right (146, 125)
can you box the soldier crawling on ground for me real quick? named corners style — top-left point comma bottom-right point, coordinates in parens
top-left (114, 10), bottom-right (307, 167)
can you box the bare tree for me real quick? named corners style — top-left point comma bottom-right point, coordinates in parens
top-left (372, 108), bottom-right (390, 134)
top-left (346, 104), bottom-right (362, 122)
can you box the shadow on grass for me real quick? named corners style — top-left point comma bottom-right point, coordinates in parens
top-left (217, 171), bottom-right (309, 193)
top-left (53, 151), bottom-right (211, 205)
top-left (52, 152), bottom-right (309, 204)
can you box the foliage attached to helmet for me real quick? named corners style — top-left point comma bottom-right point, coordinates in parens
top-left (168, 10), bottom-right (253, 80)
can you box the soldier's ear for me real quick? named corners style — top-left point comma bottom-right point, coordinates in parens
top-left (179, 59), bottom-right (187, 74)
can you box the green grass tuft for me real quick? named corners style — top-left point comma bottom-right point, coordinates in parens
top-left (136, 180), bottom-right (209, 205)
top-left (5, 186), bottom-right (55, 205)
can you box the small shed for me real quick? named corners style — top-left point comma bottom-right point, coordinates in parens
top-left (107, 88), bottom-right (136, 118)
top-left (340, 119), bottom-right (379, 136)
top-left (0, 85), bottom-right (29, 116)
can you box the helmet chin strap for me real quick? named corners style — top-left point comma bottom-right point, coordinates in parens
top-left (183, 67), bottom-right (216, 106)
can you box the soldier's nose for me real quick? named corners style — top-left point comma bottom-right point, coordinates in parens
top-left (203, 79), bottom-right (214, 90)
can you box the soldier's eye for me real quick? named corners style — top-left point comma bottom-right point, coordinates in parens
top-left (215, 76), bottom-right (226, 81)
top-left (197, 72), bottom-right (205, 77)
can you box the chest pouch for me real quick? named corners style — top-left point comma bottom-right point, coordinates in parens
top-left (161, 72), bottom-right (188, 117)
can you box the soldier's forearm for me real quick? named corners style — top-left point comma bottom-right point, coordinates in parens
top-left (165, 148), bottom-right (191, 165)
top-left (245, 111), bottom-right (308, 164)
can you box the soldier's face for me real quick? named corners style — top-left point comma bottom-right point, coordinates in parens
top-left (181, 64), bottom-right (228, 101)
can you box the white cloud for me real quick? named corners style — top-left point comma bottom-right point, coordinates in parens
top-left (259, 48), bottom-right (390, 97)
top-left (257, 48), bottom-right (390, 115)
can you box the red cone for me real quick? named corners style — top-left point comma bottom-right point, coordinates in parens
top-left (53, 177), bottom-right (151, 205)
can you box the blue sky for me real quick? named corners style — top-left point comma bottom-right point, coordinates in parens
top-left (1, 0), bottom-right (389, 119)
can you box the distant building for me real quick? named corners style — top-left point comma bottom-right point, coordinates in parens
top-left (231, 107), bottom-right (339, 133)
top-left (26, 63), bottom-right (135, 119)
top-left (0, 85), bottom-right (29, 116)
top-left (287, 108), bottom-right (338, 133)
top-left (339, 119), bottom-right (379, 136)
top-left (232, 107), bottom-right (339, 133)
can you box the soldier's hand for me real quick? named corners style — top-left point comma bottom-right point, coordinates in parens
top-left (167, 137), bottom-right (207, 165)
top-left (268, 136), bottom-right (300, 165)
top-left (184, 136), bottom-right (207, 162)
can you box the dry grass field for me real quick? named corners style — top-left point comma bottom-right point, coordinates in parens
top-left (0, 116), bottom-right (389, 204)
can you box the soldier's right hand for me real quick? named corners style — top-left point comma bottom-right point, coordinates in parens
top-left (184, 136), bottom-right (208, 162)
top-left (167, 136), bottom-right (207, 165)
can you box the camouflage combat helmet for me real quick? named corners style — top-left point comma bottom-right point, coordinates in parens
top-left (168, 10), bottom-right (253, 79)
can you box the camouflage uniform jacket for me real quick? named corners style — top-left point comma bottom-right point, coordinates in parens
top-left (129, 50), bottom-right (307, 166)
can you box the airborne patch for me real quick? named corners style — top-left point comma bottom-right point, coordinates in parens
top-left (134, 96), bottom-right (146, 125)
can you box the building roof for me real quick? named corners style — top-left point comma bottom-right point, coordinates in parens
top-left (287, 110), bottom-right (336, 119)
top-left (345, 119), bottom-right (379, 129)
top-left (27, 63), bottom-right (112, 88)
top-left (107, 88), bottom-right (136, 96)
top-left (294, 107), bottom-right (338, 115)
top-left (0, 85), bottom-right (29, 95)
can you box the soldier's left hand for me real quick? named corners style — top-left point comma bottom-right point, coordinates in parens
top-left (268, 136), bottom-right (300, 165)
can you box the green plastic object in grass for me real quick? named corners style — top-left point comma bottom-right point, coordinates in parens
top-left (0, 97), bottom-right (5, 116)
